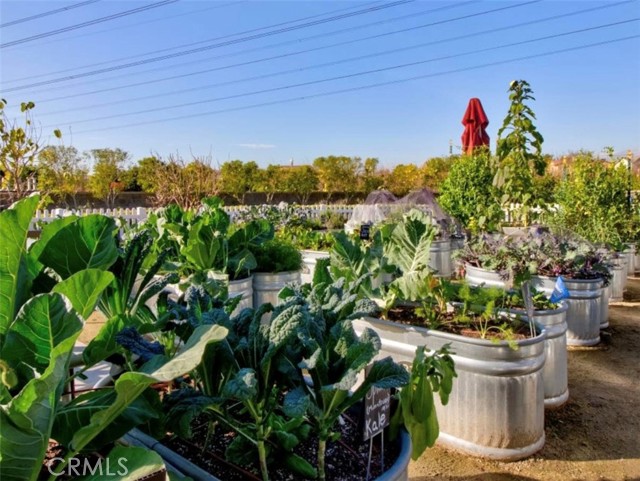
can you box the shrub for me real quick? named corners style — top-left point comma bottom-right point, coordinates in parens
top-left (253, 238), bottom-right (303, 272)
top-left (439, 150), bottom-right (502, 233)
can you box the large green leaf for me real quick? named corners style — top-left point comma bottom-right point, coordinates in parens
top-left (52, 388), bottom-right (160, 453)
top-left (52, 269), bottom-right (115, 319)
top-left (1, 293), bottom-right (83, 380)
top-left (0, 333), bottom-right (78, 481)
top-left (386, 209), bottom-right (436, 275)
top-left (147, 324), bottom-right (228, 382)
top-left (181, 219), bottom-right (223, 271)
top-left (0, 194), bottom-right (39, 339)
top-left (28, 215), bottom-right (78, 260)
top-left (77, 445), bottom-right (169, 481)
top-left (67, 372), bottom-right (157, 453)
top-left (37, 214), bottom-right (118, 279)
top-left (386, 209), bottom-right (436, 301)
top-left (82, 314), bottom-right (127, 368)
top-left (69, 324), bottom-right (227, 454)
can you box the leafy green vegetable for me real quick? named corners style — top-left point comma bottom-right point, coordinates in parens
top-left (390, 345), bottom-right (456, 460)
top-left (0, 194), bottom-right (38, 339)
top-left (36, 214), bottom-right (119, 279)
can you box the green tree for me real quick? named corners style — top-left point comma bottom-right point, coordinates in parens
top-left (385, 163), bottom-right (422, 196)
top-left (255, 164), bottom-right (285, 203)
top-left (281, 165), bottom-right (319, 204)
top-left (1, 99), bottom-right (61, 203)
top-left (87, 148), bottom-right (130, 208)
top-left (359, 157), bottom-right (384, 193)
top-left (220, 159), bottom-right (260, 204)
top-left (493, 80), bottom-right (546, 226)
top-left (312, 155), bottom-right (362, 199)
top-left (422, 156), bottom-right (457, 190)
top-left (37, 145), bottom-right (88, 208)
top-left (439, 150), bottom-right (503, 233)
top-left (125, 156), bottom-right (164, 193)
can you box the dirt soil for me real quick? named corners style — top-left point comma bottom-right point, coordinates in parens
top-left (409, 277), bottom-right (640, 481)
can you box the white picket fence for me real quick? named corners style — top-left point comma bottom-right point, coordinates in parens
top-left (30, 204), bottom-right (359, 231)
top-left (30, 203), bottom-right (558, 231)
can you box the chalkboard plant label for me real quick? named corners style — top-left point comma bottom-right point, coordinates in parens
top-left (363, 386), bottom-right (391, 441)
top-left (360, 224), bottom-right (371, 240)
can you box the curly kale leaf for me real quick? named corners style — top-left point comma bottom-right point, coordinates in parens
top-left (115, 326), bottom-right (164, 362)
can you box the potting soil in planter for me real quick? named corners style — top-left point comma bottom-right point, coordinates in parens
top-left (163, 409), bottom-right (401, 481)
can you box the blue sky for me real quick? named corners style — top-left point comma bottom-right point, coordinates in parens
top-left (1, 0), bottom-right (639, 169)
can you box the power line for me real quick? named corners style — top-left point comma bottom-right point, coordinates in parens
top-left (4, 1), bottom-right (245, 50)
top-left (14, 0), bottom-right (476, 95)
top-left (0, 0), bottom-right (179, 49)
top-left (3, 0), bottom-right (384, 80)
top-left (69, 35), bottom-right (638, 136)
top-left (0, 0), bottom-right (417, 91)
top-left (0, 0), bottom-right (101, 28)
top-left (34, 1), bottom-right (630, 108)
top-left (47, 19), bottom-right (639, 127)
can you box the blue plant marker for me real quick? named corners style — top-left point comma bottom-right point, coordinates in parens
top-left (550, 276), bottom-right (570, 303)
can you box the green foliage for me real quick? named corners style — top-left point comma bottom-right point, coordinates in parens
top-left (313, 155), bottom-right (362, 195)
top-left (87, 148), bottom-right (130, 208)
top-left (389, 345), bottom-right (456, 460)
top-left (385, 163), bottom-right (422, 196)
top-left (227, 219), bottom-right (274, 279)
top-left (252, 238), bottom-right (302, 273)
top-left (551, 151), bottom-right (636, 247)
top-left (277, 225), bottom-right (335, 251)
top-left (494, 80), bottom-right (546, 226)
top-left (35, 214), bottom-right (119, 279)
top-left (37, 145), bottom-right (88, 208)
top-left (0, 195), bottom-right (167, 481)
top-left (439, 150), bottom-right (503, 233)
top-left (220, 159), bottom-right (260, 204)
top-left (1, 99), bottom-right (61, 203)
top-left (457, 231), bottom-right (611, 282)
top-left (421, 155), bottom-right (458, 190)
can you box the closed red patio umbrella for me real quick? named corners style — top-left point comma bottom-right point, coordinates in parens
top-left (461, 98), bottom-right (490, 155)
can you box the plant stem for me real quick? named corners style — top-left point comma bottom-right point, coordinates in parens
top-left (317, 437), bottom-right (327, 481)
top-left (257, 436), bottom-right (269, 481)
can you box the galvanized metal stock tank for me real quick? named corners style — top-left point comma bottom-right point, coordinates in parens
top-left (600, 283), bottom-right (611, 328)
top-left (300, 250), bottom-right (330, 284)
top-left (352, 317), bottom-right (546, 461)
top-left (252, 271), bottom-right (300, 308)
top-left (504, 303), bottom-right (569, 408)
top-left (624, 246), bottom-right (636, 275)
top-left (609, 256), bottom-right (626, 302)
top-left (464, 264), bottom-right (507, 289)
top-left (228, 276), bottom-right (253, 315)
top-left (532, 276), bottom-right (603, 346)
top-left (429, 239), bottom-right (453, 277)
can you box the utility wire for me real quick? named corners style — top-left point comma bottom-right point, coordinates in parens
top-left (69, 35), bottom-right (638, 136)
top-left (0, 0), bottom-right (179, 49)
top-left (47, 19), bottom-right (639, 127)
top-left (34, 1), bottom-right (630, 108)
top-left (0, 0), bottom-right (101, 28)
top-left (4, 0), bottom-right (384, 80)
top-left (13, 0), bottom-right (476, 94)
top-left (4, 1), bottom-right (245, 50)
top-left (0, 0), bottom-right (419, 91)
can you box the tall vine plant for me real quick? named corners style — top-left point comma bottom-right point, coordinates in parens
top-left (493, 80), bottom-right (546, 226)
